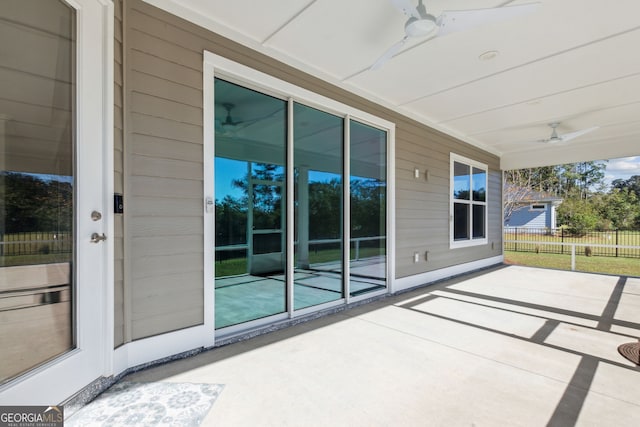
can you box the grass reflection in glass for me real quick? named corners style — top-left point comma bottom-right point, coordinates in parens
top-left (215, 257), bottom-right (247, 278)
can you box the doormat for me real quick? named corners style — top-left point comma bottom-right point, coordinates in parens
top-left (65, 382), bottom-right (224, 426)
top-left (618, 342), bottom-right (640, 365)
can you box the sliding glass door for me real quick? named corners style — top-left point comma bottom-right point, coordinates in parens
top-left (212, 74), bottom-right (389, 331)
top-left (293, 103), bottom-right (343, 310)
top-left (349, 121), bottom-right (387, 296)
top-left (214, 79), bottom-right (287, 329)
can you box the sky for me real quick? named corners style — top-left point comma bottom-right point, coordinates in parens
top-left (600, 156), bottom-right (640, 187)
top-left (215, 157), bottom-right (348, 201)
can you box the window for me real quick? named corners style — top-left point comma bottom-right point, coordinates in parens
top-left (530, 204), bottom-right (546, 211)
top-left (450, 153), bottom-right (488, 248)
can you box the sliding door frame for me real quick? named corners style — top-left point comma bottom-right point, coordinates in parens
top-left (204, 51), bottom-right (395, 338)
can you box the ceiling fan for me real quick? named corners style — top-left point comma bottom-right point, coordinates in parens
top-left (220, 103), bottom-right (242, 128)
top-left (371, 0), bottom-right (540, 70)
top-left (532, 122), bottom-right (600, 144)
top-left (216, 103), bottom-right (246, 136)
top-left (216, 103), bottom-right (287, 137)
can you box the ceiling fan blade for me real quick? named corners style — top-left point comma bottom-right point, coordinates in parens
top-left (390, 0), bottom-right (421, 19)
top-left (436, 2), bottom-right (540, 37)
top-left (559, 126), bottom-right (599, 142)
top-left (518, 138), bottom-right (551, 144)
top-left (370, 37), bottom-right (408, 71)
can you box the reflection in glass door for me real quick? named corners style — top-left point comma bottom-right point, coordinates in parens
top-left (0, 0), bottom-right (76, 385)
top-left (249, 176), bottom-right (285, 275)
top-left (212, 75), bottom-right (390, 330)
top-left (349, 121), bottom-right (387, 296)
top-left (293, 103), bottom-right (344, 310)
top-left (1, 0), bottom-right (107, 403)
top-left (214, 79), bottom-right (287, 329)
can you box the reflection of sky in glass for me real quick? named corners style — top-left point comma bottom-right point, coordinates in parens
top-left (215, 157), bottom-right (247, 200)
top-left (453, 162), bottom-right (470, 199)
top-left (14, 172), bottom-right (73, 184)
top-left (473, 168), bottom-right (486, 201)
top-left (350, 176), bottom-right (385, 186)
top-left (309, 170), bottom-right (340, 183)
top-left (217, 161), bottom-right (343, 200)
top-left (453, 176), bottom-right (470, 198)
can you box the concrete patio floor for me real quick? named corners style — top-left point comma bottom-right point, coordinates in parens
top-left (125, 265), bottom-right (640, 426)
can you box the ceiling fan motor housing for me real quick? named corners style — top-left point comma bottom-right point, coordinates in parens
top-left (405, 14), bottom-right (437, 37)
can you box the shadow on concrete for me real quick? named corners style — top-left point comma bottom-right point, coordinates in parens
top-left (396, 273), bottom-right (638, 427)
top-left (121, 266), bottom-right (639, 426)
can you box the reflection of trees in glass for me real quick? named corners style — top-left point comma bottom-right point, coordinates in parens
top-left (351, 178), bottom-right (386, 238)
top-left (215, 166), bottom-right (386, 247)
top-left (215, 195), bottom-right (247, 246)
top-left (215, 163), bottom-right (283, 245)
top-left (308, 178), bottom-right (341, 240)
top-left (454, 190), bottom-right (470, 200)
top-left (247, 164), bottom-right (284, 230)
top-left (250, 163), bottom-right (284, 182)
top-left (472, 189), bottom-right (486, 201)
top-left (0, 172), bottom-right (72, 234)
top-left (252, 185), bottom-right (282, 230)
top-left (473, 168), bottom-right (487, 201)
top-left (453, 162), bottom-right (470, 200)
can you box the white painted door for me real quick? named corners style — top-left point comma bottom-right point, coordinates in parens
top-left (0, 0), bottom-right (111, 404)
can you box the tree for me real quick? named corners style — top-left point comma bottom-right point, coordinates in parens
top-left (505, 162), bottom-right (607, 200)
top-left (556, 198), bottom-right (600, 235)
top-left (595, 188), bottom-right (640, 230)
top-left (557, 161), bottom-right (606, 199)
top-left (611, 175), bottom-right (640, 200)
top-left (503, 183), bottom-right (534, 223)
top-left (504, 161), bottom-right (614, 231)
top-left (0, 172), bottom-right (73, 234)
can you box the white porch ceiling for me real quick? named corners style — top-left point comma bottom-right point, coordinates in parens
top-left (146, 0), bottom-right (640, 170)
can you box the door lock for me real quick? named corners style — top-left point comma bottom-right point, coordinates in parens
top-left (90, 232), bottom-right (107, 243)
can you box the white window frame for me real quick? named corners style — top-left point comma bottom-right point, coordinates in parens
top-left (529, 203), bottom-right (547, 211)
top-left (450, 153), bottom-right (488, 249)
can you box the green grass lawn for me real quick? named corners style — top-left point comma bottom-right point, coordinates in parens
top-left (214, 247), bottom-right (385, 278)
top-left (504, 251), bottom-right (640, 277)
top-left (0, 253), bottom-right (71, 267)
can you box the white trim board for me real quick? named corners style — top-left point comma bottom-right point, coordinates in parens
top-left (113, 324), bottom-right (215, 375)
top-left (394, 256), bottom-right (504, 292)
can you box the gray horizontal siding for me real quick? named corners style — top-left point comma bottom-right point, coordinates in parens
top-left (124, 0), bottom-right (206, 341)
top-left (114, 0), bottom-right (125, 348)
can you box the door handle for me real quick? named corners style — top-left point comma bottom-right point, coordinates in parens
top-left (90, 232), bottom-right (107, 243)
